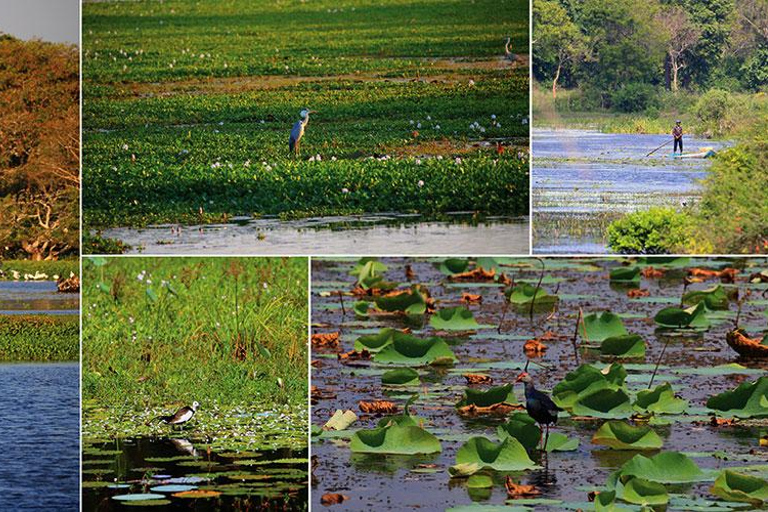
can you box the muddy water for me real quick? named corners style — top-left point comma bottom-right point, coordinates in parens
top-left (82, 437), bottom-right (308, 510)
top-left (532, 129), bottom-right (727, 254)
top-left (100, 214), bottom-right (529, 255)
top-left (0, 363), bottom-right (79, 509)
top-left (311, 257), bottom-right (768, 511)
top-left (0, 281), bottom-right (79, 315)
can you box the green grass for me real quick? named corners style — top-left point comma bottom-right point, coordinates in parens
top-left (83, 0), bottom-right (529, 231)
top-left (0, 315), bottom-right (78, 361)
top-left (0, 260), bottom-right (79, 280)
top-left (82, 257), bottom-right (308, 437)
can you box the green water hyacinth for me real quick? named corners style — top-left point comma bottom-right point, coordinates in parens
top-left (453, 436), bottom-right (539, 472)
top-left (634, 383), bottom-right (687, 414)
top-left (591, 421), bottom-right (664, 450)
top-left (430, 307), bottom-right (480, 331)
top-left (373, 334), bottom-right (456, 366)
top-left (582, 312), bottom-right (628, 342)
top-left (350, 423), bottom-right (441, 455)
top-left (706, 376), bottom-right (768, 418)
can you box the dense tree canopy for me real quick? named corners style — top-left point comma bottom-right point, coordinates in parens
top-left (534, 0), bottom-right (767, 108)
top-left (0, 35), bottom-right (79, 260)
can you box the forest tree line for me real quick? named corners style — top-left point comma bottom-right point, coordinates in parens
top-left (0, 35), bottom-right (79, 260)
top-left (533, 0), bottom-right (767, 111)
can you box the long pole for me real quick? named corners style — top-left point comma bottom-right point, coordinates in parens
top-left (646, 139), bottom-right (673, 157)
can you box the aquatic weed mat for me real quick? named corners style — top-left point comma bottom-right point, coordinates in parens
top-left (82, 0), bottom-right (529, 237)
top-left (310, 257), bottom-right (768, 511)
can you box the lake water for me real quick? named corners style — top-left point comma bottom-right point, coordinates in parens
top-left (99, 214), bottom-right (530, 255)
top-left (0, 363), bottom-right (79, 510)
top-left (0, 281), bottom-right (79, 315)
top-left (532, 129), bottom-right (726, 254)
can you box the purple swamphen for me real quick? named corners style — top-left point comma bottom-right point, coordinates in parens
top-left (515, 372), bottom-right (561, 450)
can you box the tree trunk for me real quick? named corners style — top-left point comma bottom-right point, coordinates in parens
top-left (671, 58), bottom-right (679, 92)
top-left (552, 62), bottom-right (562, 99)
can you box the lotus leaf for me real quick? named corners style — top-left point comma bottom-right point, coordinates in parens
top-left (454, 436), bottom-right (539, 472)
top-left (374, 335), bottom-right (456, 366)
top-left (600, 335), bottom-right (645, 358)
top-left (439, 258), bottom-right (470, 275)
top-left (353, 301), bottom-right (370, 317)
top-left (467, 474), bottom-right (494, 488)
top-left (496, 413), bottom-right (541, 451)
top-left (505, 283), bottom-right (558, 307)
top-left (592, 421), bottom-right (663, 450)
top-left (654, 302), bottom-right (710, 329)
top-left (350, 423), bottom-right (441, 454)
top-left (706, 377), bottom-right (768, 418)
top-left (583, 312), bottom-right (628, 342)
top-left (634, 383), bottom-right (687, 414)
top-left (374, 286), bottom-right (428, 315)
top-left (683, 285), bottom-right (729, 310)
top-left (355, 328), bottom-right (400, 352)
top-left (430, 307), bottom-right (480, 331)
top-left (610, 266), bottom-right (641, 283)
top-left (457, 384), bottom-right (516, 408)
top-left (615, 476), bottom-right (669, 505)
top-left (381, 368), bottom-right (420, 386)
top-left (544, 432), bottom-right (579, 452)
top-left (710, 470), bottom-right (768, 505)
top-left (572, 388), bottom-right (634, 419)
top-left (553, 364), bottom-right (627, 408)
top-left (618, 451), bottom-right (705, 483)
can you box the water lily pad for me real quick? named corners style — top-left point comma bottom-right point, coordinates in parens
top-left (121, 499), bottom-right (173, 507)
top-left (583, 312), bottom-right (628, 342)
top-left (505, 283), bottom-right (558, 307)
top-left (438, 258), bottom-right (470, 275)
top-left (592, 421), bottom-right (663, 450)
top-left (350, 423), bottom-right (441, 455)
top-left (467, 474), bottom-right (494, 488)
top-left (151, 484), bottom-right (198, 493)
top-left (654, 302), bottom-right (710, 330)
top-left (374, 335), bottom-right (456, 366)
top-left (600, 335), bottom-right (645, 358)
top-left (497, 413), bottom-right (541, 451)
top-left (355, 328), bottom-right (399, 352)
top-left (618, 451), bottom-right (705, 483)
top-left (710, 470), bottom-right (768, 505)
top-left (454, 436), bottom-right (539, 472)
top-left (706, 377), bottom-right (768, 418)
top-left (634, 383), bottom-right (687, 414)
top-left (572, 388), bottom-right (633, 419)
top-left (430, 307), bottom-right (480, 331)
top-left (375, 285), bottom-right (428, 315)
top-left (615, 476), bottom-right (669, 505)
top-left (544, 432), bottom-right (579, 452)
top-left (112, 493), bottom-right (167, 502)
top-left (553, 364), bottom-right (627, 408)
top-left (381, 368), bottom-right (420, 386)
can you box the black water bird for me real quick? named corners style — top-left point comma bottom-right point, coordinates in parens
top-left (515, 373), bottom-right (561, 449)
top-left (153, 401), bottom-right (199, 429)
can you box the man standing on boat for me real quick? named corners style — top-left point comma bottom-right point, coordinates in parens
top-left (672, 120), bottom-right (683, 154)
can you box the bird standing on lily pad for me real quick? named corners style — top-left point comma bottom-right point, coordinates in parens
top-left (515, 373), bottom-right (561, 450)
top-left (152, 401), bottom-right (199, 430)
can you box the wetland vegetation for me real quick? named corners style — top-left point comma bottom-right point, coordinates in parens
top-left (311, 256), bottom-right (768, 511)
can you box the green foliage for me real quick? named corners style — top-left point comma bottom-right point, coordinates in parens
top-left (82, 257), bottom-right (308, 411)
top-left (0, 315), bottom-right (78, 361)
top-left (0, 259), bottom-right (78, 280)
top-left (611, 83), bottom-right (658, 113)
top-left (607, 207), bottom-right (692, 254)
top-left (693, 89), bottom-right (736, 137)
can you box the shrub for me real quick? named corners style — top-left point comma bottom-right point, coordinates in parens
top-left (607, 207), bottom-right (692, 254)
top-left (694, 89), bottom-right (736, 136)
top-left (611, 83), bottom-right (658, 113)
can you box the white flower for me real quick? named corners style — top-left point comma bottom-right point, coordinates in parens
top-left (122, 144), bottom-right (129, 151)
top-left (415, 158), bottom-right (421, 165)
top-left (331, 156), bottom-right (337, 161)
top-left (496, 123), bottom-right (501, 128)
top-left (522, 117), bottom-right (529, 125)
top-left (436, 155), bottom-right (443, 160)
top-left (426, 115), bottom-right (431, 120)
top-left (244, 160), bottom-right (251, 167)
top-left (491, 114), bottom-right (497, 120)
top-left (468, 79), bottom-right (475, 86)
top-left (480, 127), bottom-right (486, 133)
top-left (410, 120), bottom-right (415, 125)
top-left (342, 188), bottom-right (349, 194)
top-left (417, 122), bottom-right (422, 129)
top-left (417, 180), bottom-right (424, 187)
top-left (315, 154), bottom-right (322, 161)
top-left (309, 156), bottom-right (316, 162)
top-left (455, 157), bottom-right (462, 164)
top-left (435, 125), bottom-right (440, 130)
top-left (263, 282), bottom-right (268, 289)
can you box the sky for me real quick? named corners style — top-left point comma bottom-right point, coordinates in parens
top-left (0, 0), bottom-right (79, 45)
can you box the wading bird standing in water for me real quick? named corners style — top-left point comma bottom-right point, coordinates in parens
top-left (515, 373), bottom-right (561, 450)
top-left (152, 401), bottom-right (199, 429)
top-left (289, 109), bottom-right (316, 157)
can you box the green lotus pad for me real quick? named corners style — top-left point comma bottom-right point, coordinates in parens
top-left (683, 285), bottom-right (730, 310)
top-left (438, 258), bottom-right (470, 275)
top-left (381, 368), bottom-right (420, 386)
top-left (592, 421), bottom-right (664, 450)
top-left (350, 423), bottom-right (441, 454)
top-left (706, 377), bottom-right (768, 418)
top-left (600, 335), bottom-right (645, 358)
top-left (618, 451), bottom-right (705, 483)
top-left (634, 383), bottom-right (688, 414)
top-left (457, 384), bottom-right (517, 408)
top-left (553, 363), bottom-right (627, 409)
top-left (355, 328), bottom-right (400, 352)
top-left (583, 312), bottom-right (628, 342)
top-left (497, 413), bottom-right (541, 451)
top-left (609, 266), bottom-right (641, 283)
top-left (572, 388), bottom-right (633, 419)
top-left (710, 470), bottom-right (768, 505)
top-left (654, 302), bottom-right (710, 330)
top-left (466, 474), bottom-right (494, 488)
top-left (544, 432), bottom-right (579, 452)
top-left (453, 436), bottom-right (540, 472)
top-left (373, 334), bottom-right (456, 366)
top-left (430, 307), bottom-right (480, 331)
top-left (505, 283), bottom-right (559, 307)
top-left (374, 285), bottom-right (428, 315)
top-left (615, 475), bottom-right (669, 506)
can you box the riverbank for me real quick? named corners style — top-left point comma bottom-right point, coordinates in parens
top-left (0, 315), bottom-right (79, 361)
top-left (0, 260), bottom-right (79, 281)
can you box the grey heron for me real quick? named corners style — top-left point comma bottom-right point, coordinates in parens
top-left (289, 109), bottom-right (316, 156)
